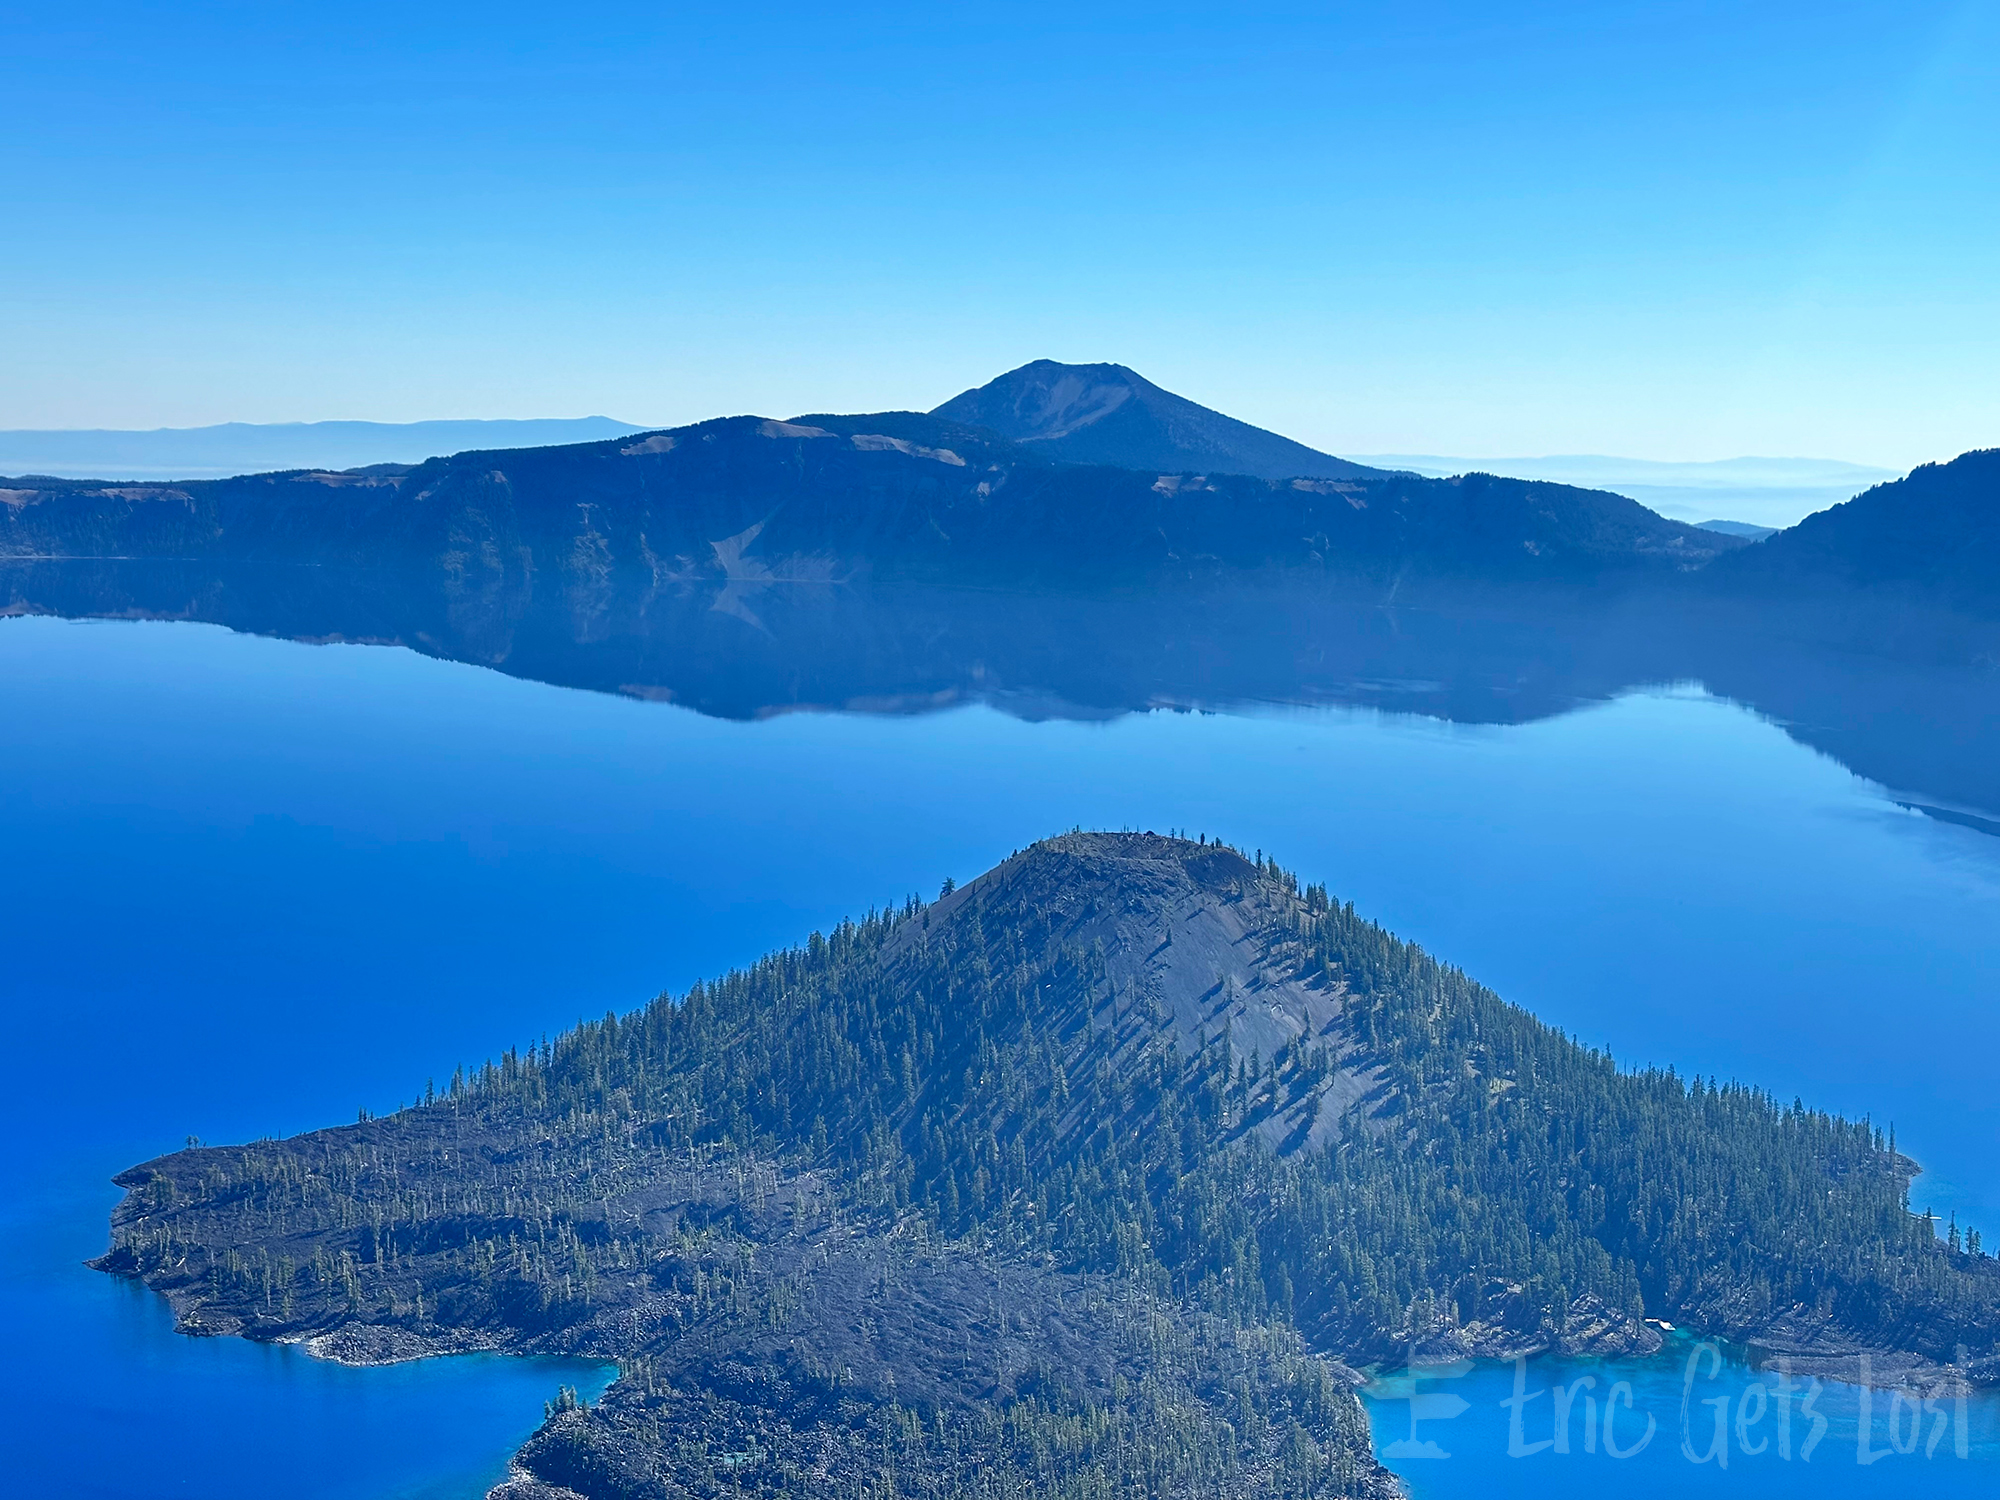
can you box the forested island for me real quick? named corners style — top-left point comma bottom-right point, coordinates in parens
top-left (96, 834), bottom-right (2000, 1499)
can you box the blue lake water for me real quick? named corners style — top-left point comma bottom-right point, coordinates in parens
top-left (2, 612), bottom-right (1997, 1496)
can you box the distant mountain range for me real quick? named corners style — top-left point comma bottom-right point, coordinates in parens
top-left (1694, 519), bottom-right (1779, 541)
top-left (1357, 453), bottom-right (1901, 531)
top-left (0, 417), bottom-right (644, 481)
top-left (0, 371), bottom-right (1892, 539)
top-left (0, 405), bottom-right (1741, 592)
top-left (1, 361), bottom-right (1992, 610)
top-left (932, 360), bottom-right (1397, 482)
top-left (0, 364), bottom-right (1397, 486)
top-left (3, 364), bottom-right (1995, 821)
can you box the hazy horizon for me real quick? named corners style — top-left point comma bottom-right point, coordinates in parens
top-left (7, 2), bottom-right (1996, 469)
top-left (9, 4), bottom-right (1998, 1497)
top-left (0, 408), bottom-right (1920, 532)
top-left (1, 413), bottom-right (1913, 525)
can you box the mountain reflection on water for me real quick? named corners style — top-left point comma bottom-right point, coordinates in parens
top-left (6, 558), bottom-right (1997, 828)
top-left (6, 562), bottom-right (2000, 1500)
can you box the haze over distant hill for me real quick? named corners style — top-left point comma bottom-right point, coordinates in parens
top-left (0, 408), bottom-right (1741, 592)
top-left (1359, 453), bottom-right (1901, 530)
top-left (11, 362), bottom-right (1992, 615)
top-left (1708, 447), bottom-right (2000, 612)
top-left (933, 360), bottom-right (1395, 482)
top-left (10, 388), bottom-right (1891, 534)
top-left (0, 417), bottom-right (645, 481)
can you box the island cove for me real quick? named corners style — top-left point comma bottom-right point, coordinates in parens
top-left (94, 834), bottom-right (2000, 1499)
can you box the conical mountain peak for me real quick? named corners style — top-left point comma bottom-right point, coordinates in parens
top-left (909, 832), bottom-right (1365, 1151)
top-left (932, 360), bottom-right (1394, 482)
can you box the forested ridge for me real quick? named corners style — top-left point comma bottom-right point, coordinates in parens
top-left (97, 833), bottom-right (1999, 1498)
top-left (3, 407), bottom-right (1738, 594)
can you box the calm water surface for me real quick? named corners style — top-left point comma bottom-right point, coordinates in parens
top-left (2, 614), bottom-right (1996, 1496)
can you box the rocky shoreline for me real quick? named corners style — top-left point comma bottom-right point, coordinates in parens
top-left (89, 835), bottom-right (2000, 1498)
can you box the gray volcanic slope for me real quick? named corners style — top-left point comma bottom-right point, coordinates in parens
top-left (931, 360), bottom-right (1395, 481)
top-left (920, 834), bottom-right (1378, 1156)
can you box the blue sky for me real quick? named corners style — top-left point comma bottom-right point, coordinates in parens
top-left (4, 1), bottom-right (1995, 465)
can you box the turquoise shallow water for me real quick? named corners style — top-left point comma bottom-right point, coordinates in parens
top-left (1, 613), bottom-right (1996, 1495)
